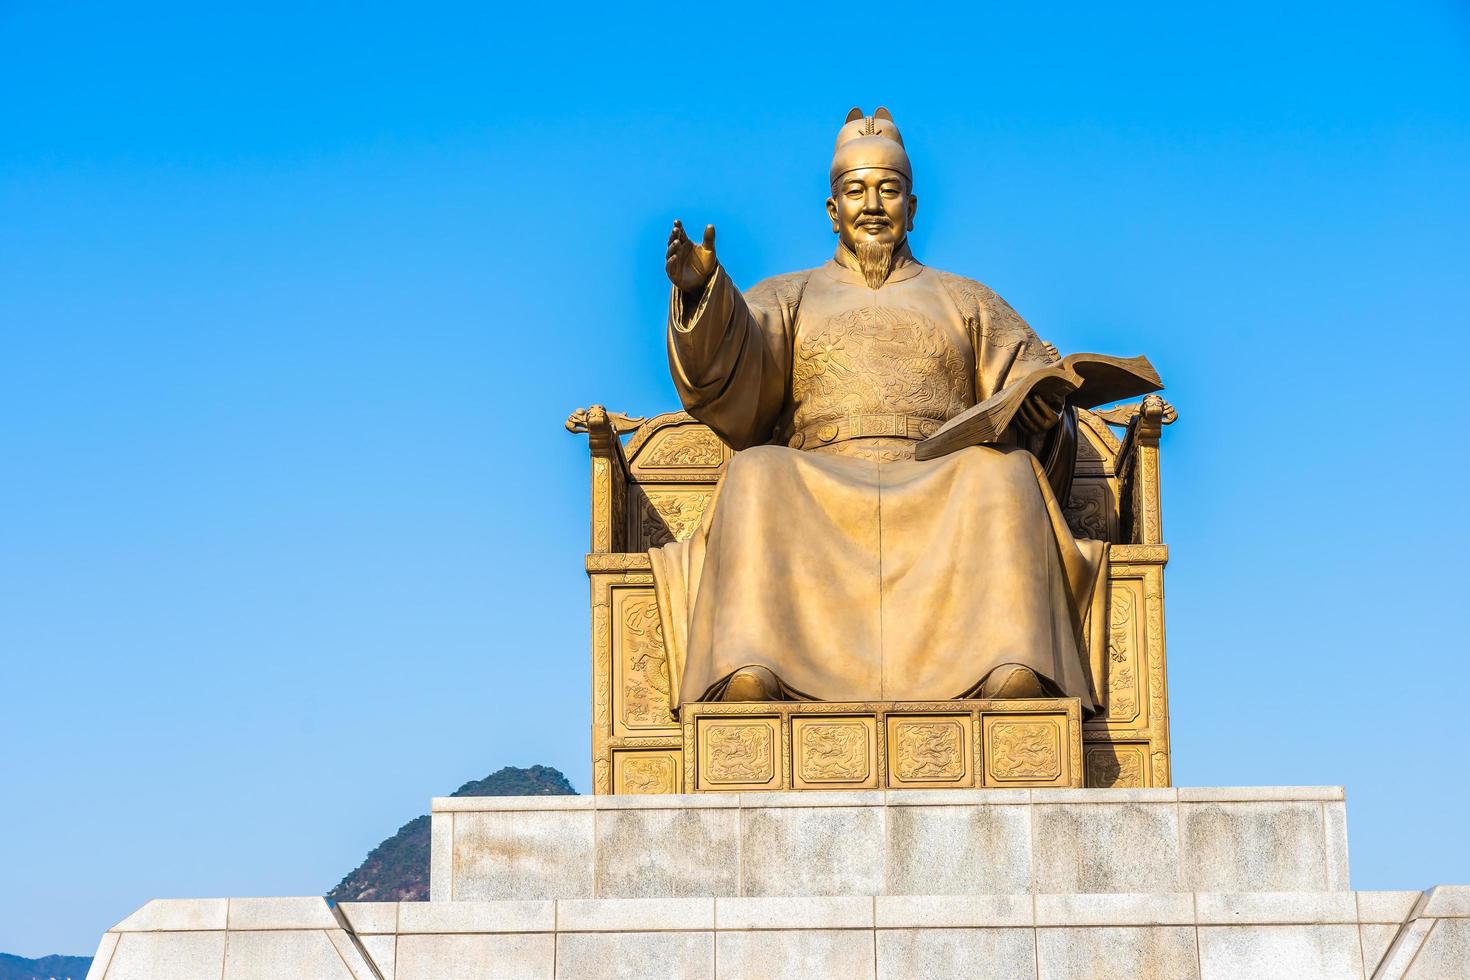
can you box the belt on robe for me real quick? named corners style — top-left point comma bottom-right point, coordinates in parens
top-left (788, 414), bottom-right (944, 449)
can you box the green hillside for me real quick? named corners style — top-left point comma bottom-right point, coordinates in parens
top-left (326, 765), bottom-right (577, 903)
top-left (0, 953), bottom-right (93, 980)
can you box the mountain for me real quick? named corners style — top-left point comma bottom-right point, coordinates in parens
top-left (0, 953), bottom-right (93, 980)
top-left (327, 765), bottom-right (577, 903)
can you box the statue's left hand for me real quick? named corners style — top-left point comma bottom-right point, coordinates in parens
top-left (1015, 390), bottom-right (1065, 435)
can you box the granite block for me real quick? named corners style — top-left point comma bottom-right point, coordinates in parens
top-left (1177, 787), bottom-right (1342, 802)
top-left (1031, 788), bottom-right (1178, 804)
top-left (1035, 925), bottom-right (1200, 980)
top-left (883, 802), bottom-right (1030, 895)
top-left (430, 812), bottom-right (451, 901)
top-left (1357, 891), bottom-right (1421, 924)
top-left (226, 896), bottom-right (337, 930)
top-left (1032, 802), bottom-right (1181, 893)
top-left (877, 927), bottom-right (1036, 979)
top-left (101, 931), bottom-right (226, 980)
top-left (397, 899), bottom-right (555, 933)
top-left (1034, 892), bottom-right (1194, 926)
top-left (1372, 919), bottom-right (1436, 980)
top-left (221, 930), bottom-right (357, 979)
top-left (715, 896), bottom-right (873, 930)
top-left (433, 795), bottom-right (596, 811)
top-left (1423, 885), bottom-right (1470, 919)
top-left (595, 794), bottom-right (739, 810)
top-left (715, 929), bottom-right (875, 980)
top-left (1196, 924), bottom-right (1363, 980)
top-left (741, 791), bottom-right (885, 808)
top-left (882, 789), bottom-right (1030, 805)
top-left (337, 901), bottom-right (398, 935)
top-left (1359, 923), bottom-right (1399, 975)
top-left (1323, 801), bottom-right (1351, 891)
top-left (555, 931), bottom-right (714, 979)
top-left (739, 804), bottom-right (884, 896)
top-left (359, 935), bottom-right (397, 980)
top-left (557, 897), bottom-right (714, 932)
top-left (594, 805), bottom-right (740, 898)
top-left (452, 810), bottom-right (595, 900)
top-left (1402, 919), bottom-right (1470, 979)
top-left (1179, 801), bottom-right (1333, 892)
top-left (325, 931), bottom-right (383, 980)
top-left (84, 933), bottom-right (119, 980)
top-left (395, 933), bottom-right (554, 980)
top-left (875, 893), bottom-right (1033, 928)
top-left (1193, 891), bottom-right (1357, 925)
top-left (112, 899), bottom-right (228, 933)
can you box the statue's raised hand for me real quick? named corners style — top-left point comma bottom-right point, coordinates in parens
top-left (666, 220), bottom-right (718, 293)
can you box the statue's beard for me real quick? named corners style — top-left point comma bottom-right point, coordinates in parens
top-left (855, 240), bottom-right (895, 290)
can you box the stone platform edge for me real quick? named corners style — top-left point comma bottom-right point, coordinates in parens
top-left (428, 785), bottom-right (1348, 810)
top-left (88, 888), bottom-right (1470, 979)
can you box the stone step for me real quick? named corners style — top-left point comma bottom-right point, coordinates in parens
top-left (430, 786), bottom-right (1352, 901)
top-left (86, 889), bottom-right (1470, 979)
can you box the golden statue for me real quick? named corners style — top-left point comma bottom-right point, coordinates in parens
top-left (569, 106), bottom-right (1174, 794)
top-left (650, 107), bottom-right (1158, 715)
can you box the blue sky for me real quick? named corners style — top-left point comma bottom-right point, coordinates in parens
top-left (3, 0), bottom-right (1468, 958)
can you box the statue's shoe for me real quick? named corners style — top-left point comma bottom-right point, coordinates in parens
top-left (721, 665), bottom-right (782, 702)
top-left (978, 663), bottom-right (1047, 699)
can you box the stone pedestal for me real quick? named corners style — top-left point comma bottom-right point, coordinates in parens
top-left (86, 788), bottom-right (1470, 979)
top-left (430, 786), bottom-right (1351, 901)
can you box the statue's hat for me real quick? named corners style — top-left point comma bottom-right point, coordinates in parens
top-left (830, 106), bottom-right (911, 187)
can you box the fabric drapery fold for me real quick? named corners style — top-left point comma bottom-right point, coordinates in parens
top-left (653, 253), bottom-right (1108, 715)
top-left (652, 444), bottom-right (1105, 712)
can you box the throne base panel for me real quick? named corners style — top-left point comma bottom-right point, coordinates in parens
top-left (681, 698), bottom-right (1083, 792)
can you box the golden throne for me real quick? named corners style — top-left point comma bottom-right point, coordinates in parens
top-left (569, 398), bottom-right (1174, 794)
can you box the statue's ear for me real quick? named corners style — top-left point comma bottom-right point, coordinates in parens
top-left (874, 106), bottom-right (893, 121)
top-left (907, 193), bottom-right (918, 231)
top-left (826, 195), bottom-right (841, 233)
top-left (845, 107), bottom-right (864, 123)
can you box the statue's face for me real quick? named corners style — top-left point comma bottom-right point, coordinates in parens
top-left (826, 168), bottom-right (917, 252)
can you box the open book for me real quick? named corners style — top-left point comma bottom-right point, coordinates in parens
top-left (915, 353), bottom-right (1162, 460)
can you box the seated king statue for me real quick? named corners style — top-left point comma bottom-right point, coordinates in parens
top-left (650, 107), bottom-right (1109, 715)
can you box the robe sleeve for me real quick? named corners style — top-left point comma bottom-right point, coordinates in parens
top-left (667, 265), bottom-right (805, 450)
top-left (968, 282), bottom-right (1055, 400)
top-left (938, 271), bottom-right (1077, 501)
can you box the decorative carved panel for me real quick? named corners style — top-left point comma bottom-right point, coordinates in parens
top-left (1104, 579), bottom-right (1147, 727)
top-left (639, 426), bottom-right (725, 468)
top-left (792, 717), bottom-right (878, 789)
top-left (612, 588), bottom-right (679, 738)
top-left (886, 715), bottom-right (974, 786)
top-left (981, 712), bottom-right (1075, 788)
top-left (989, 722), bottom-right (1061, 780)
top-left (696, 717), bottom-right (781, 790)
top-left (631, 486), bottom-right (715, 550)
top-left (1084, 742), bottom-right (1148, 788)
top-left (613, 749), bottom-right (682, 794)
top-left (1064, 479), bottom-right (1116, 541)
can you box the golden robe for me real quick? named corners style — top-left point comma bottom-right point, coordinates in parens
top-left (651, 247), bottom-right (1105, 712)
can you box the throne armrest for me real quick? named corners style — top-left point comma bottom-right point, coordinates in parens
top-left (1113, 395), bottom-right (1174, 546)
top-left (566, 405), bottom-right (641, 553)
